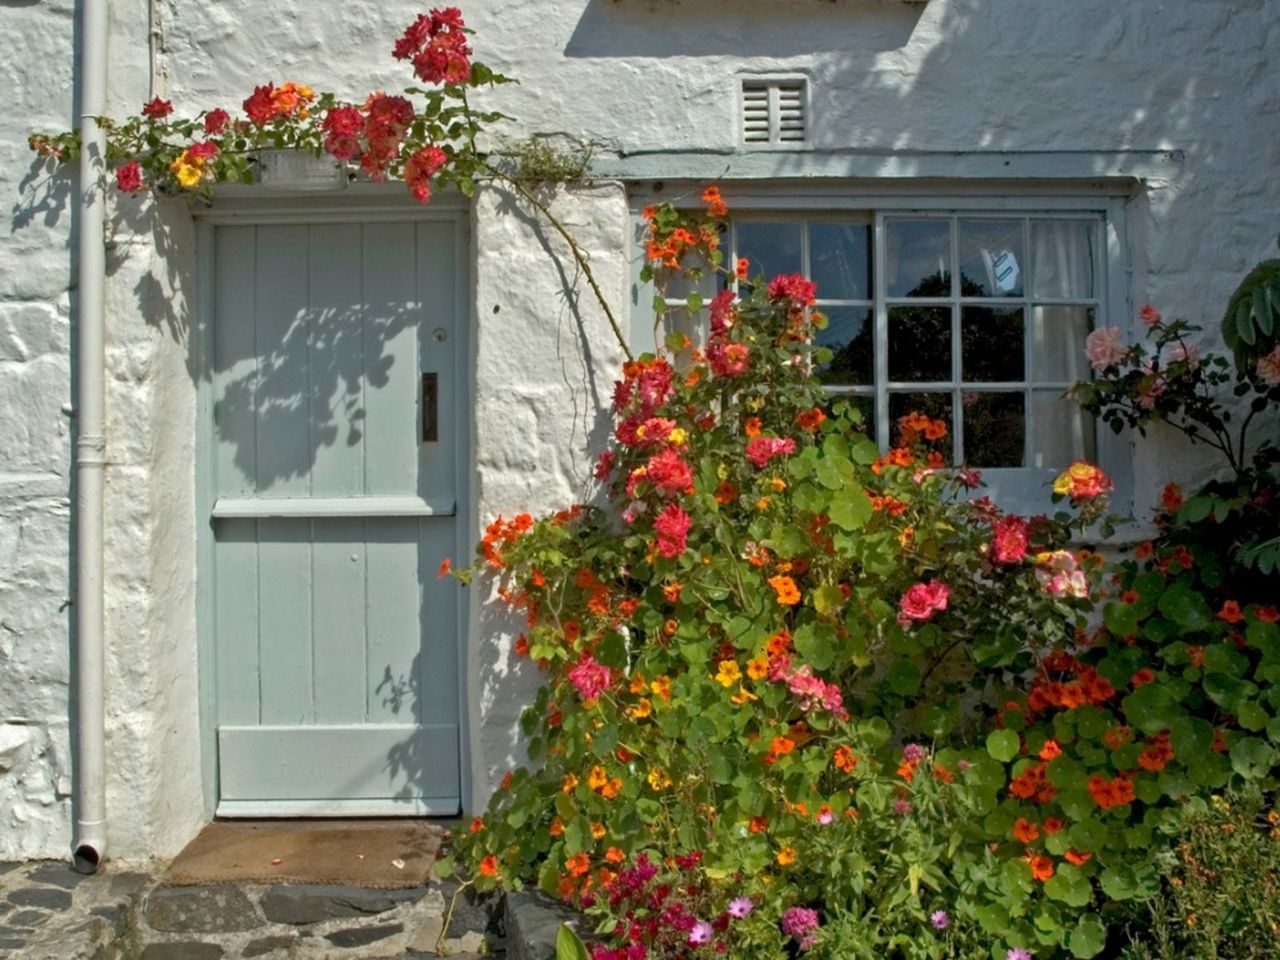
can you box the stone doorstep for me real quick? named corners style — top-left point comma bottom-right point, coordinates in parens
top-left (0, 860), bottom-right (539, 960)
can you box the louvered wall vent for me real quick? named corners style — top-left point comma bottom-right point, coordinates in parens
top-left (741, 78), bottom-right (808, 146)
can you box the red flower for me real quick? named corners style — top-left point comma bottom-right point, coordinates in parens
top-left (1161, 482), bottom-right (1184, 513)
top-left (405, 145), bottom-right (447, 204)
top-left (766, 273), bottom-right (817, 307)
top-left (1130, 668), bottom-right (1156, 687)
top-left (114, 160), bottom-right (143, 194)
top-left (1255, 605), bottom-right (1280, 623)
top-left (991, 516), bottom-right (1029, 564)
top-left (141, 97), bottom-right (173, 119)
top-left (653, 503), bottom-right (691, 558)
top-left (187, 141), bottom-right (218, 161)
top-left (243, 85), bottom-right (276, 125)
top-left (202, 108), bottom-right (230, 135)
top-left (1216, 600), bottom-right (1245, 624)
top-left (322, 105), bottom-right (365, 160)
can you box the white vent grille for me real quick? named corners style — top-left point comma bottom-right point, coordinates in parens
top-left (741, 78), bottom-right (807, 146)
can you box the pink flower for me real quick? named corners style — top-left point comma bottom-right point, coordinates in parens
top-left (687, 921), bottom-right (713, 946)
top-left (991, 516), bottom-right (1029, 564)
top-left (1163, 340), bottom-right (1200, 369)
top-left (727, 897), bottom-right (754, 919)
top-left (1139, 303), bottom-right (1161, 326)
top-left (781, 907), bottom-right (821, 950)
top-left (626, 449), bottom-right (693, 499)
top-left (567, 653), bottom-right (612, 702)
top-left (898, 580), bottom-right (949, 625)
top-left (744, 436), bottom-right (796, 469)
top-left (1084, 326), bottom-right (1127, 372)
top-left (653, 503), bottom-right (691, 558)
top-left (203, 108), bottom-right (230, 135)
top-left (767, 274), bottom-right (817, 307)
top-left (1136, 361), bottom-right (1166, 409)
top-left (1256, 344), bottom-right (1280, 386)
top-left (114, 160), bottom-right (143, 194)
top-left (1034, 550), bottom-right (1088, 598)
top-left (707, 340), bottom-right (750, 377)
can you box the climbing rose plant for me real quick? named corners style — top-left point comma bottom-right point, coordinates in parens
top-left (28, 8), bottom-right (509, 204)
top-left (443, 193), bottom-right (1273, 960)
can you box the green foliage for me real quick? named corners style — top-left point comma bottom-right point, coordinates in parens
top-left (1120, 789), bottom-right (1280, 959)
top-left (1221, 235), bottom-right (1280, 364)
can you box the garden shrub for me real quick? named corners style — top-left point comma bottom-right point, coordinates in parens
top-left (449, 195), bottom-right (1270, 960)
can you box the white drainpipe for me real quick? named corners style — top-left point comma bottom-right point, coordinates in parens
top-left (72, 0), bottom-right (109, 874)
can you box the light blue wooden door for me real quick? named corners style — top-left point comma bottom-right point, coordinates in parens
top-left (208, 218), bottom-right (464, 815)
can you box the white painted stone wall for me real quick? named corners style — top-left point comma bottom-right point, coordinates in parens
top-left (1, 0), bottom-right (1276, 858)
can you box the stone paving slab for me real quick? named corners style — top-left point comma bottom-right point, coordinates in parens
top-left (0, 855), bottom-right (512, 959)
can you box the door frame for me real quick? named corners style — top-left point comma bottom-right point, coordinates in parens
top-left (192, 192), bottom-right (474, 818)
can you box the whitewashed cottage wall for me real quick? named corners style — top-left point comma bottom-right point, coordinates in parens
top-left (0, 0), bottom-right (1276, 860)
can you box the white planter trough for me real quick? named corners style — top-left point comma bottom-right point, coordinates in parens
top-left (255, 149), bottom-right (348, 192)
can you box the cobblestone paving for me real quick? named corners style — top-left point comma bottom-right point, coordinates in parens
top-left (0, 861), bottom-right (505, 959)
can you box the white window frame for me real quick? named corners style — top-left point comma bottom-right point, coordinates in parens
top-left (627, 184), bottom-right (1134, 518)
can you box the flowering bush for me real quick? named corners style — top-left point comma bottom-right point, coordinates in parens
top-left (28, 8), bottom-right (510, 203)
top-left (444, 193), bottom-right (1194, 960)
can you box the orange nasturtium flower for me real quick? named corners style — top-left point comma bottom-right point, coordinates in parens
top-left (1012, 818), bottom-right (1040, 844)
top-left (479, 855), bottom-right (498, 877)
top-left (776, 846), bottom-right (797, 866)
top-left (768, 575), bottom-right (801, 605)
top-left (832, 745), bottom-right (859, 773)
top-left (1027, 854), bottom-right (1054, 882)
top-left (562, 773), bottom-right (579, 794)
top-left (565, 853), bottom-right (591, 877)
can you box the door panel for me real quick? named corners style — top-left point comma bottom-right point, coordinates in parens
top-left (209, 218), bottom-right (463, 815)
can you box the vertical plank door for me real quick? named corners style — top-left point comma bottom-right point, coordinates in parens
top-left (209, 218), bottom-right (463, 815)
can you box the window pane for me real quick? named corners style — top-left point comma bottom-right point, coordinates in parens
top-left (815, 307), bottom-right (873, 385)
top-left (736, 222), bottom-right (803, 280)
top-left (962, 306), bottom-right (1025, 382)
top-left (958, 218), bottom-right (1024, 298)
top-left (1031, 305), bottom-right (1094, 382)
top-left (662, 264), bottom-right (717, 305)
top-left (886, 218), bottom-right (952, 298)
top-left (810, 223), bottom-right (871, 301)
top-left (889, 305), bottom-right (951, 382)
top-left (1031, 220), bottom-right (1095, 299)
top-left (962, 392), bottom-right (1026, 467)
top-left (889, 392), bottom-right (952, 448)
top-left (1031, 390), bottom-right (1096, 468)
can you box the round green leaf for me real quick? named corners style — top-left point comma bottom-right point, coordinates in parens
top-left (987, 729), bottom-right (1021, 763)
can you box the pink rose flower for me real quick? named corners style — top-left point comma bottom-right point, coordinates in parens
top-left (1139, 303), bottom-right (1161, 327)
top-left (745, 436), bottom-right (796, 469)
top-left (991, 516), bottom-right (1029, 564)
top-left (1256, 344), bottom-right (1280, 386)
top-left (897, 580), bottom-right (949, 625)
top-left (1084, 326), bottom-right (1127, 372)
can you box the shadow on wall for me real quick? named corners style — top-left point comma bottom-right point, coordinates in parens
top-left (565, 0), bottom-right (925, 58)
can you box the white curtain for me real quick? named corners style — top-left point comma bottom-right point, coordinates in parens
top-left (1030, 220), bottom-right (1097, 467)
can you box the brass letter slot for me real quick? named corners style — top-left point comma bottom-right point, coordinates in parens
top-left (422, 372), bottom-right (438, 443)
